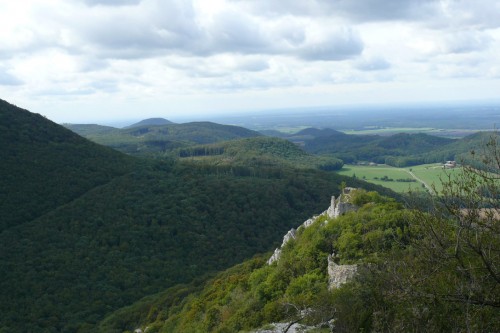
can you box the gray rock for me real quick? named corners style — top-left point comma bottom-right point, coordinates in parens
top-left (327, 254), bottom-right (358, 289)
top-left (268, 189), bottom-right (359, 265)
top-left (252, 322), bottom-right (315, 332)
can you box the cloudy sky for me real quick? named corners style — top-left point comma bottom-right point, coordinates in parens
top-left (1, 0), bottom-right (500, 123)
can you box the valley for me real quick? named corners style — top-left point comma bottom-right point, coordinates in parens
top-left (1, 98), bottom-right (498, 332)
top-left (2, 1), bottom-right (499, 332)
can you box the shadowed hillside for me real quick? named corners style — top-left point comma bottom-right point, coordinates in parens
top-left (0, 99), bottom-right (395, 332)
top-left (0, 99), bottom-right (136, 230)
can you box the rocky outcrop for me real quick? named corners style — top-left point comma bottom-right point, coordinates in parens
top-left (326, 187), bottom-right (358, 219)
top-left (268, 188), bottom-right (359, 265)
top-left (327, 254), bottom-right (358, 290)
top-left (267, 216), bottom-right (325, 265)
top-left (252, 322), bottom-right (316, 333)
top-left (267, 229), bottom-right (297, 264)
top-left (267, 228), bottom-right (298, 264)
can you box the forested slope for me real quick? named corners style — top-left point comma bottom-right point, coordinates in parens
top-left (98, 183), bottom-right (500, 333)
top-left (0, 99), bottom-right (395, 332)
top-left (65, 121), bottom-right (262, 156)
top-left (303, 132), bottom-right (456, 165)
top-left (0, 99), bottom-right (136, 230)
top-left (176, 136), bottom-right (344, 171)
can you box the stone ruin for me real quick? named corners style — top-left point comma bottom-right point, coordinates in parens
top-left (327, 253), bottom-right (358, 290)
top-left (267, 188), bottom-right (359, 266)
top-left (326, 187), bottom-right (358, 219)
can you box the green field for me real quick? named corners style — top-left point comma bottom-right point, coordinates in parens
top-left (410, 163), bottom-right (462, 192)
top-left (341, 127), bottom-right (482, 138)
top-left (337, 163), bottom-right (461, 193)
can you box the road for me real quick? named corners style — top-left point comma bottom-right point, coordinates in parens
top-left (407, 170), bottom-right (435, 194)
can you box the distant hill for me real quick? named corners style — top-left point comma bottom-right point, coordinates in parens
top-left (63, 123), bottom-right (119, 136)
top-left (0, 98), bottom-right (395, 332)
top-left (125, 117), bottom-right (174, 128)
top-left (295, 127), bottom-right (345, 138)
top-left (264, 127), bottom-right (491, 168)
top-left (65, 121), bottom-right (262, 155)
top-left (302, 131), bottom-right (458, 166)
top-left (258, 129), bottom-right (289, 137)
top-left (177, 136), bottom-right (344, 171)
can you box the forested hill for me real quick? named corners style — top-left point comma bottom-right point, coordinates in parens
top-left (125, 117), bottom-right (174, 128)
top-left (302, 131), bottom-right (456, 164)
top-left (176, 136), bottom-right (344, 171)
top-left (0, 99), bottom-right (395, 332)
top-left (0, 99), bottom-right (136, 230)
top-left (279, 127), bottom-right (496, 167)
top-left (98, 186), bottom-right (500, 333)
top-left (65, 120), bottom-right (262, 155)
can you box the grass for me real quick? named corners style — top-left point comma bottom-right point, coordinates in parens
top-left (341, 127), bottom-right (483, 138)
top-left (410, 164), bottom-right (462, 193)
top-left (337, 163), bottom-right (461, 194)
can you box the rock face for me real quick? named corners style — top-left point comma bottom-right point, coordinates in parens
top-left (253, 322), bottom-right (316, 333)
top-left (327, 254), bottom-right (358, 290)
top-left (326, 187), bottom-right (358, 219)
top-left (268, 188), bottom-right (359, 265)
top-left (267, 228), bottom-right (298, 264)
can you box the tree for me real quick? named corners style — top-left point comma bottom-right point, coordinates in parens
top-left (405, 132), bottom-right (500, 331)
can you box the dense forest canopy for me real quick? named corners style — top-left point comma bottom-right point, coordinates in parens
top-left (0, 99), bottom-right (393, 332)
top-left (2, 97), bottom-right (498, 332)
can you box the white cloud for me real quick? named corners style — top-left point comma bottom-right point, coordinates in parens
top-left (0, 0), bottom-right (499, 122)
top-left (443, 31), bottom-right (492, 54)
top-left (355, 57), bottom-right (391, 71)
top-left (0, 68), bottom-right (23, 86)
top-left (298, 27), bottom-right (364, 61)
top-left (81, 0), bottom-right (142, 6)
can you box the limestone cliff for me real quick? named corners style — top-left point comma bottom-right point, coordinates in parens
top-left (267, 187), bottom-right (359, 265)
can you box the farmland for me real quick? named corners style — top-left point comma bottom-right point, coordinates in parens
top-left (337, 163), bottom-right (461, 193)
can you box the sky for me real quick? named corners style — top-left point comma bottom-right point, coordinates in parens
top-left (1, 0), bottom-right (500, 123)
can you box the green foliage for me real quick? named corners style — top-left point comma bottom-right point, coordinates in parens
top-left (304, 130), bottom-right (496, 167)
top-left (98, 195), bottom-right (409, 332)
top-left (4, 99), bottom-right (394, 332)
top-left (65, 121), bottom-right (262, 156)
top-left (94, 136), bottom-right (500, 333)
top-left (0, 99), bottom-right (136, 231)
top-left (1, 163), bottom-right (362, 332)
top-left (176, 136), bottom-right (344, 171)
top-left (391, 133), bottom-right (500, 331)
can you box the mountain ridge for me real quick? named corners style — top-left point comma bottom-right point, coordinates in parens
top-left (0, 98), bottom-right (396, 332)
top-left (125, 117), bottom-right (174, 128)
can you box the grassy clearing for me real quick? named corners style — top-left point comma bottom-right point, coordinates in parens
top-left (337, 163), bottom-right (461, 193)
top-left (341, 127), bottom-right (483, 138)
top-left (410, 164), bottom-right (462, 192)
